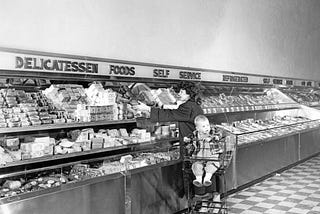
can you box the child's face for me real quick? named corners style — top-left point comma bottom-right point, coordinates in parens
top-left (196, 119), bottom-right (210, 135)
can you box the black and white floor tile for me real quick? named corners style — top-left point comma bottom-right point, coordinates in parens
top-left (227, 156), bottom-right (320, 214)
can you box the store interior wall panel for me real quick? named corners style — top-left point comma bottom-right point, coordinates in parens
top-left (283, 135), bottom-right (300, 165)
top-left (235, 136), bottom-right (299, 188)
top-left (0, 177), bottom-right (125, 214)
top-left (131, 163), bottom-right (187, 214)
top-left (218, 152), bottom-right (237, 192)
top-left (299, 129), bottom-right (320, 160)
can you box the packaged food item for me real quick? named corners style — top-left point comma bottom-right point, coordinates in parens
top-left (119, 128), bottom-right (129, 137)
top-left (3, 137), bottom-right (20, 151)
top-left (20, 137), bottom-right (54, 159)
top-left (120, 155), bottom-right (133, 163)
top-left (7, 121), bottom-right (20, 128)
top-left (41, 119), bottom-right (52, 125)
top-left (80, 140), bottom-right (92, 151)
top-left (52, 118), bottom-right (66, 124)
top-left (91, 138), bottom-right (104, 149)
top-left (30, 120), bottom-right (41, 126)
top-left (3, 180), bottom-right (22, 190)
top-left (21, 121), bottom-right (30, 127)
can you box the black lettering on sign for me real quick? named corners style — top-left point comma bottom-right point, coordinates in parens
top-left (25, 57), bottom-right (32, 69)
top-left (15, 56), bottom-right (98, 73)
top-left (15, 57), bottom-right (24, 68)
top-left (71, 61), bottom-right (78, 72)
top-left (64, 61), bottom-right (72, 72)
top-left (109, 65), bottom-right (135, 76)
top-left (44, 60), bottom-right (53, 70)
top-left (263, 78), bottom-right (271, 84)
top-left (153, 69), bottom-right (170, 78)
top-left (222, 75), bottom-right (248, 83)
top-left (273, 79), bottom-right (283, 85)
top-left (179, 71), bottom-right (201, 80)
top-left (286, 80), bottom-right (293, 85)
top-left (78, 62), bottom-right (86, 72)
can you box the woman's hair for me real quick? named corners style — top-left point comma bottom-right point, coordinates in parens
top-left (173, 81), bottom-right (202, 105)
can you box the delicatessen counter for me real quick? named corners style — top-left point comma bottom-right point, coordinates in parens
top-left (0, 79), bottom-right (185, 214)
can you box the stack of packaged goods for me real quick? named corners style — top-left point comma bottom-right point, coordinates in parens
top-left (0, 89), bottom-right (67, 128)
top-left (0, 136), bottom-right (55, 162)
top-left (20, 136), bottom-right (55, 160)
top-left (43, 84), bottom-right (88, 121)
top-left (0, 146), bottom-right (16, 165)
top-left (75, 105), bottom-right (115, 122)
top-left (75, 83), bottom-right (129, 122)
top-left (85, 83), bottom-right (116, 106)
top-left (0, 127), bottom-right (152, 163)
top-left (151, 88), bottom-right (178, 109)
top-left (54, 127), bottom-right (152, 155)
top-left (153, 123), bottom-right (179, 139)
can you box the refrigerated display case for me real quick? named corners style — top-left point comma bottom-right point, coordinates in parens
top-left (201, 84), bottom-right (320, 191)
top-left (279, 87), bottom-right (320, 110)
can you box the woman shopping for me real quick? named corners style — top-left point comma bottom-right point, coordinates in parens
top-left (133, 81), bottom-right (204, 151)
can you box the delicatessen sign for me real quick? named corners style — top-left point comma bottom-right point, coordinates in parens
top-left (15, 56), bottom-right (98, 74)
top-left (0, 50), bottom-right (317, 87)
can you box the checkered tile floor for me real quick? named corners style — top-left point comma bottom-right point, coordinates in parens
top-left (227, 155), bottom-right (320, 214)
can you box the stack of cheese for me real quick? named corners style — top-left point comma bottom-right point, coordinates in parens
top-left (43, 84), bottom-right (88, 120)
top-left (0, 89), bottom-right (65, 128)
top-left (54, 127), bottom-right (151, 155)
top-left (85, 83), bottom-right (116, 106)
top-left (75, 83), bottom-right (122, 122)
top-left (75, 104), bottom-right (115, 122)
top-left (20, 136), bottom-right (55, 160)
top-left (0, 146), bottom-right (15, 165)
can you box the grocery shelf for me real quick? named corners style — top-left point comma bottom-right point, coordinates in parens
top-left (236, 125), bottom-right (320, 149)
top-left (0, 158), bottom-right (181, 204)
top-left (310, 103), bottom-right (320, 108)
top-left (0, 119), bottom-right (137, 134)
top-left (0, 137), bottom-right (179, 177)
top-left (127, 158), bottom-right (181, 175)
top-left (203, 103), bottom-right (300, 116)
top-left (222, 119), bottom-right (320, 136)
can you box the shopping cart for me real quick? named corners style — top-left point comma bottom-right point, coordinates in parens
top-left (181, 132), bottom-right (235, 214)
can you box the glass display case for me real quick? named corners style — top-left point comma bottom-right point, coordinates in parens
top-left (219, 116), bottom-right (320, 147)
top-left (200, 84), bottom-right (320, 191)
top-left (201, 86), bottom-right (299, 115)
top-left (279, 87), bottom-right (320, 109)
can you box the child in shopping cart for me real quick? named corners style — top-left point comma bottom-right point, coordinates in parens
top-left (184, 115), bottom-right (234, 213)
top-left (184, 115), bottom-right (225, 188)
